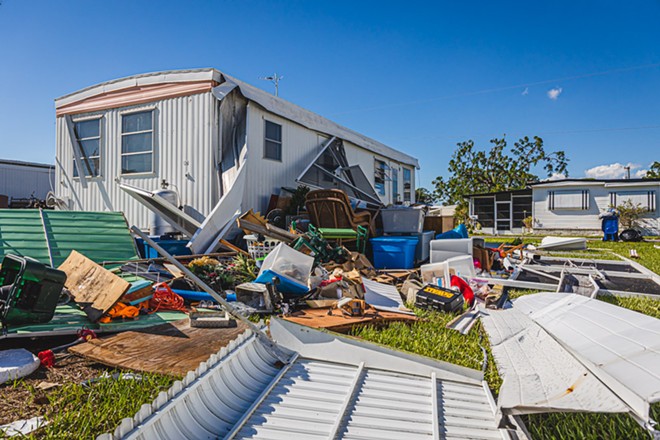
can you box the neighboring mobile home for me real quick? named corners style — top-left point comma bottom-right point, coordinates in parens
top-left (466, 178), bottom-right (660, 235)
top-left (54, 68), bottom-right (419, 231)
top-left (0, 159), bottom-right (54, 206)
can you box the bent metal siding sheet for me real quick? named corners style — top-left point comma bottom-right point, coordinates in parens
top-left (480, 306), bottom-right (628, 416)
top-left (513, 293), bottom-right (660, 426)
top-left (100, 321), bottom-right (508, 440)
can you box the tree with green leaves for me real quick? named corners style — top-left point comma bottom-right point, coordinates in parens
top-left (414, 187), bottom-right (436, 205)
top-left (643, 161), bottom-right (660, 179)
top-left (433, 136), bottom-right (569, 221)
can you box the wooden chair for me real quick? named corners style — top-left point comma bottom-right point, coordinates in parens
top-left (305, 189), bottom-right (374, 236)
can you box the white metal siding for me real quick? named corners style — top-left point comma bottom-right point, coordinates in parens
top-left (533, 183), bottom-right (659, 234)
top-left (0, 163), bottom-right (54, 200)
top-left (55, 92), bottom-right (217, 229)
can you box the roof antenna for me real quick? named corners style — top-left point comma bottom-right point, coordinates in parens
top-left (259, 73), bottom-right (283, 96)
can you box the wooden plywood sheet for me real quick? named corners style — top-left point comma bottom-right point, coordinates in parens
top-left (58, 250), bottom-right (130, 322)
top-left (283, 307), bottom-right (418, 333)
top-left (69, 319), bottom-right (249, 376)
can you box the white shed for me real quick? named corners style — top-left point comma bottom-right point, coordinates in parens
top-left (54, 68), bottom-right (419, 232)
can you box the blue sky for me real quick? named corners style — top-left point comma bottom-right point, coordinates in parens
top-left (0, 0), bottom-right (658, 190)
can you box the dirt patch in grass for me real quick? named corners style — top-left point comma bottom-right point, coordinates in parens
top-left (0, 356), bottom-right (107, 426)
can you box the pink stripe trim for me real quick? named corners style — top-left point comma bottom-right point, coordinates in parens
top-left (56, 81), bottom-right (216, 116)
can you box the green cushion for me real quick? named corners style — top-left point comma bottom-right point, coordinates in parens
top-left (318, 228), bottom-right (358, 238)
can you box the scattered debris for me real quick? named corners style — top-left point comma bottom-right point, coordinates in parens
top-left (0, 416), bottom-right (47, 437)
top-left (0, 349), bottom-right (40, 384)
top-left (536, 236), bottom-right (587, 251)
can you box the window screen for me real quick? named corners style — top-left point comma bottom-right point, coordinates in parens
top-left (472, 197), bottom-right (495, 228)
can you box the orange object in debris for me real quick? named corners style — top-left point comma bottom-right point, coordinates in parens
top-left (150, 283), bottom-right (187, 312)
top-left (99, 302), bottom-right (140, 323)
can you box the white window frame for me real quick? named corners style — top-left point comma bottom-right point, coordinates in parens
top-left (72, 115), bottom-right (103, 179)
top-left (120, 109), bottom-right (155, 176)
top-left (263, 119), bottom-right (282, 162)
top-left (402, 167), bottom-right (412, 202)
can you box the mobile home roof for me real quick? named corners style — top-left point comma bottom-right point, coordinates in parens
top-left (55, 68), bottom-right (419, 168)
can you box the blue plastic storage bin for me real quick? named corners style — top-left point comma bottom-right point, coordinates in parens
top-left (136, 237), bottom-right (192, 258)
top-left (370, 236), bottom-right (419, 269)
top-left (254, 269), bottom-right (309, 295)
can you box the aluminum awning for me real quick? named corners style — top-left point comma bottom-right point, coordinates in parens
top-left (101, 319), bottom-right (511, 440)
top-left (118, 182), bottom-right (201, 237)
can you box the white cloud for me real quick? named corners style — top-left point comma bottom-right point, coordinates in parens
top-left (547, 87), bottom-right (563, 100)
top-left (545, 172), bottom-right (566, 181)
top-left (584, 162), bottom-right (642, 179)
top-left (634, 168), bottom-right (648, 178)
top-left (522, 87), bottom-right (529, 96)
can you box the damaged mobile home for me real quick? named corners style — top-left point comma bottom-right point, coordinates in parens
top-left (54, 68), bottom-right (419, 239)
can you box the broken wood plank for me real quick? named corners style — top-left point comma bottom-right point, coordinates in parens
top-left (58, 250), bottom-right (130, 322)
top-left (69, 319), bottom-right (249, 376)
top-left (283, 307), bottom-right (417, 333)
top-left (163, 263), bottom-right (185, 279)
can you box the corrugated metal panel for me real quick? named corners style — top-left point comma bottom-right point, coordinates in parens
top-left (101, 329), bottom-right (282, 440)
top-left (55, 92), bottom-right (217, 229)
top-left (43, 210), bottom-right (138, 266)
top-left (0, 210), bottom-right (50, 263)
top-left (101, 320), bottom-right (508, 440)
top-left (514, 293), bottom-right (660, 422)
top-left (0, 209), bottom-right (138, 266)
top-left (0, 162), bottom-right (54, 200)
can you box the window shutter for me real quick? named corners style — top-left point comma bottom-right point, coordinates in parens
top-left (548, 190), bottom-right (590, 210)
top-left (614, 191), bottom-right (656, 212)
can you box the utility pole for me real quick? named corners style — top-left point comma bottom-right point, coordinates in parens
top-left (624, 166), bottom-right (631, 179)
top-left (259, 73), bottom-right (283, 96)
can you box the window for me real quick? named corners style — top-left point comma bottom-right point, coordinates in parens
top-left (610, 191), bottom-right (656, 212)
top-left (403, 168), bottom-right (412, 202)
top-left (264, 120), bottom-right (282, 161)
top-left (392, 167), bottom-right (399, 203)
top-left (73, 118), bottom-right (101, 177)
top-left (121, 110), bottom-right (154, 174)
top-left (548, 190), bottom-right (589, 210)
top-left (374, 160), bottom-right (387, 196)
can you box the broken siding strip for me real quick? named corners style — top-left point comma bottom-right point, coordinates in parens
top-left (480, 306), bottom-right (628, 416)
top-left (515, 293), bottom-right (660, 426)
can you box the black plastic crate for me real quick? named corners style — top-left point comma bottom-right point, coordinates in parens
top-left (415, 284), bottom-right (464, 313)
top-left (0, 254), bottom-right (67, 326)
